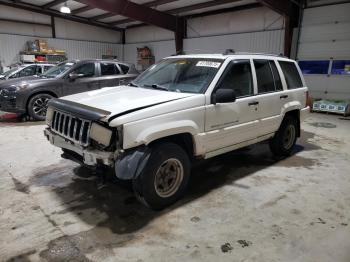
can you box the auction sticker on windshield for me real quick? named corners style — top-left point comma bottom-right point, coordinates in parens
top-left (196, 61), bottom-right (221, 68)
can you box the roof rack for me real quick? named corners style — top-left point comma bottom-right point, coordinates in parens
top-left (223, 50), bottom-right (287, 58)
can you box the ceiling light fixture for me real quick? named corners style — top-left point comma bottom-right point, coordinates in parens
top-left (60, 2), bottom-right (71, 14)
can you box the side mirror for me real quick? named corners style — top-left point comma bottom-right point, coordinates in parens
top-left (212, 89), bottom-right (236, 104)
top-left (68, 73), bottom-right (84, 81)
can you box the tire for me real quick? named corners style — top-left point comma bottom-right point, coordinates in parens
top-left (27, 93), bottom-right (53, 121)
top-left (133, 142), bottom-right (190, 210)
top-left (269, 115), bottom-right (298, 157)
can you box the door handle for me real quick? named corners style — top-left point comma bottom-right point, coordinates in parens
top-left (248, 101), bottom-right (259, 106)
top-left (280, 95), bottom-right (288, 99)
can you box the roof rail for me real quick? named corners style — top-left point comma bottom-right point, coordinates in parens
top-left (224, 51), bottom-right (287, 58)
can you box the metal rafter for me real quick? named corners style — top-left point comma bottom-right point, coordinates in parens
top-left (71, 5), bottom-right (94, 15)
top-left (89, 0), bottom-right (179, 21)
top-left (110, 0), bottom-right (244, 26)
top-left (0, 0), bottom-right (123, 31)
top-left (77, 0), bottom-right (179, 32)
top-left (42, 0), bottom-right (67, 9)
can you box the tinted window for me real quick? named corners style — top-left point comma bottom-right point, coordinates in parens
top-left (119, 64), bottom-right (129, 74)
top-left (19, 65), bottom-right (36, 77)
top-left (36, 66), bottom-right (42, 75)
top-left (44, 66), bottom-right (53, 72)
top-left (279, 61), bottom-right (303, 89)
top-left (101, 63), bottom-right (120, 75)
top-left (331, 60), bottom-right (350, 75)
top-left (73, 63), bottom-right (95, 77)
top-left (298, 60), bottom-right (329, 74)
top-left (218, 60), bottom-right (253, 97)
top-left (269, 60), bottom-right (283, 91)
top-left (254, 60), bottom-right (275, 93)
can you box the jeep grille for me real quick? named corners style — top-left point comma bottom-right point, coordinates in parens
top-left (51, 110), bottom-right (91, 146)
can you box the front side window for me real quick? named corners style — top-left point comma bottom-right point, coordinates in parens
top-left (133, 58), bottom-right (223, 93)
top-left (42, 62), bottom-right (75, 78)
top-left (19, 65), bottom-right (36, 77)
top-left (72, 63), bottom-right (95, 78)
top-left (101, 63), bottom-right (120, 75)
top-left (217, 60), bottom-right (253, 97)
top-left (254, 60), bottom-right (275, 93)
top-left (279, 61), bottom-right (303, 89)
top-left (36, 66), bottom-right (42, 75)
top-left (119, 64), bottom-right (129, 74)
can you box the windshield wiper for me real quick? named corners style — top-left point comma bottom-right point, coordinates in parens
top-left (144, 84), bottom-right (169, 91)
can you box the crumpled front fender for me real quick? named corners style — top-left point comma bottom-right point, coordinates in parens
top-left (115, 146), bottom-right (151, 180)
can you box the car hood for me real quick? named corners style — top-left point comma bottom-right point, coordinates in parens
top-left (0, 76), bottom-right (56, 89)
top-left (62, 86), bottom-right (196, 117)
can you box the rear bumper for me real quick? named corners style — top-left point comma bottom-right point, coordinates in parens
top-left (300, 106), bottom-right (310, 122)
top-left (44, 128), bottom-right (114, 166)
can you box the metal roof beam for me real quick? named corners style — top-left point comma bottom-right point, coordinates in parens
top-left (110, 0), bottom-right (244, 26)
top-left (77, 0), bottom-right (179, 31)
top-left (0, 1), bottom-right (123, 31)
top-left (71, 5), bottom-right (94, 15)
top-left (42, 0), bottom-right (66, 9)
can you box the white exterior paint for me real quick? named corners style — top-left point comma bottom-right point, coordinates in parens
top-left (51, 54), bottom-right (308, 162)
top-left (297, 3), bottom-right (350, 100)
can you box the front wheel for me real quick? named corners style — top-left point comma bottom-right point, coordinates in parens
top-left (133, 142), bottom-right (190, 210)
top-left (269, 116), bottom-right (298, 157)
top-left (27, 93), bottom-right (53, 121)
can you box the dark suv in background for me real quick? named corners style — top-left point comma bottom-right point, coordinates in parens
top-left (0, 59), bottom-right (138, 120)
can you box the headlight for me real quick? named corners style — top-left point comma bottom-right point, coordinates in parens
top-left (90, 123), bottom-right (112, 146)
top-left (46, 107), bottom-right (54, 125)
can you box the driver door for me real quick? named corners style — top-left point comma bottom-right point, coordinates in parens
top-left (204, 59), bottom-right (260, 153)
top-left (63, 62), bottom-right (99, 96)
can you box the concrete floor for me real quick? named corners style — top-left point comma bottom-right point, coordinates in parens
top-left (0, 112), bottom-right (349, 262)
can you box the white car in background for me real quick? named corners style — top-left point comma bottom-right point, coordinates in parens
top-left (0, 63), bottom-right (55, 80)
top-left (44, 52), bottom-right (309, 210)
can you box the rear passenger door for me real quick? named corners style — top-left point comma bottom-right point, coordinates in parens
top-left (252, 59), bottom-right (286, 136)
top-left (99, 62), bottom-right (123, 87)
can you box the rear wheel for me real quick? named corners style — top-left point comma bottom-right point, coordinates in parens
top-left (27, 93), bottom-right (53, 121)
top-left (133, 142), bottom-right (190, 210)
top-left (269, 115), bottom-right (298, 157)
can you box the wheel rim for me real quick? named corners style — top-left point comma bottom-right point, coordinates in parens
top-left (33, 97), bottom-right (50, 117)
top-left (154, 158), bottom-right (184, 198)
top-left (283, 124), bottom-right (296, 149)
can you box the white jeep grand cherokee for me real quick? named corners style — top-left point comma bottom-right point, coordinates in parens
top-left (44, 53), bottom-right (309, 209)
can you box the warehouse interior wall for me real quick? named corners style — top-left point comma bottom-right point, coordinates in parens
top-left (296, 2), bottom-right (350, 100)
top-left (0, 5), bottom-right (122, 67)
top-left (123, 6), bottom-right (285, 66)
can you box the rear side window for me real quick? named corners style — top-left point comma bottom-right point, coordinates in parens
top-left (254, 60), bottom-right (275, 93)
top-left (279, 61), bottom-right (303, 89)
top-left (269, 60), bottom-right (283, 91)
top-left (119, 64), bottom-right (129, 74)
top-left (101, 63), bottom-right (120, 75)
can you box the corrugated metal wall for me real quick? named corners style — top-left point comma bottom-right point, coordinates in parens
top-left (0, 33), bottom-right (122, 68)
top-left (297, 3), bottom-right (350, 100)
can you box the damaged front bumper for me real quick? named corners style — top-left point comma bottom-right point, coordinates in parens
top-left (44, 128), bottom-right (115, 166)
top-left (44, 128), bottom-right (151, 180)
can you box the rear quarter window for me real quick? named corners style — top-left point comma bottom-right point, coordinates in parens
top-left (279, 61), bottom-right (303, 89)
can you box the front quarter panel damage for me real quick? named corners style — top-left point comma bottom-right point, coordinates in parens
top-left (115, 146), bottom-right (151, 180)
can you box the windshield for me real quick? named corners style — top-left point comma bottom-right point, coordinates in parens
top-left (133, 58), bottom-right (223, 93)
top-left (42, 62), bottom-right (75, 78)
top-left (2, 67), bottom-right (21, 77)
